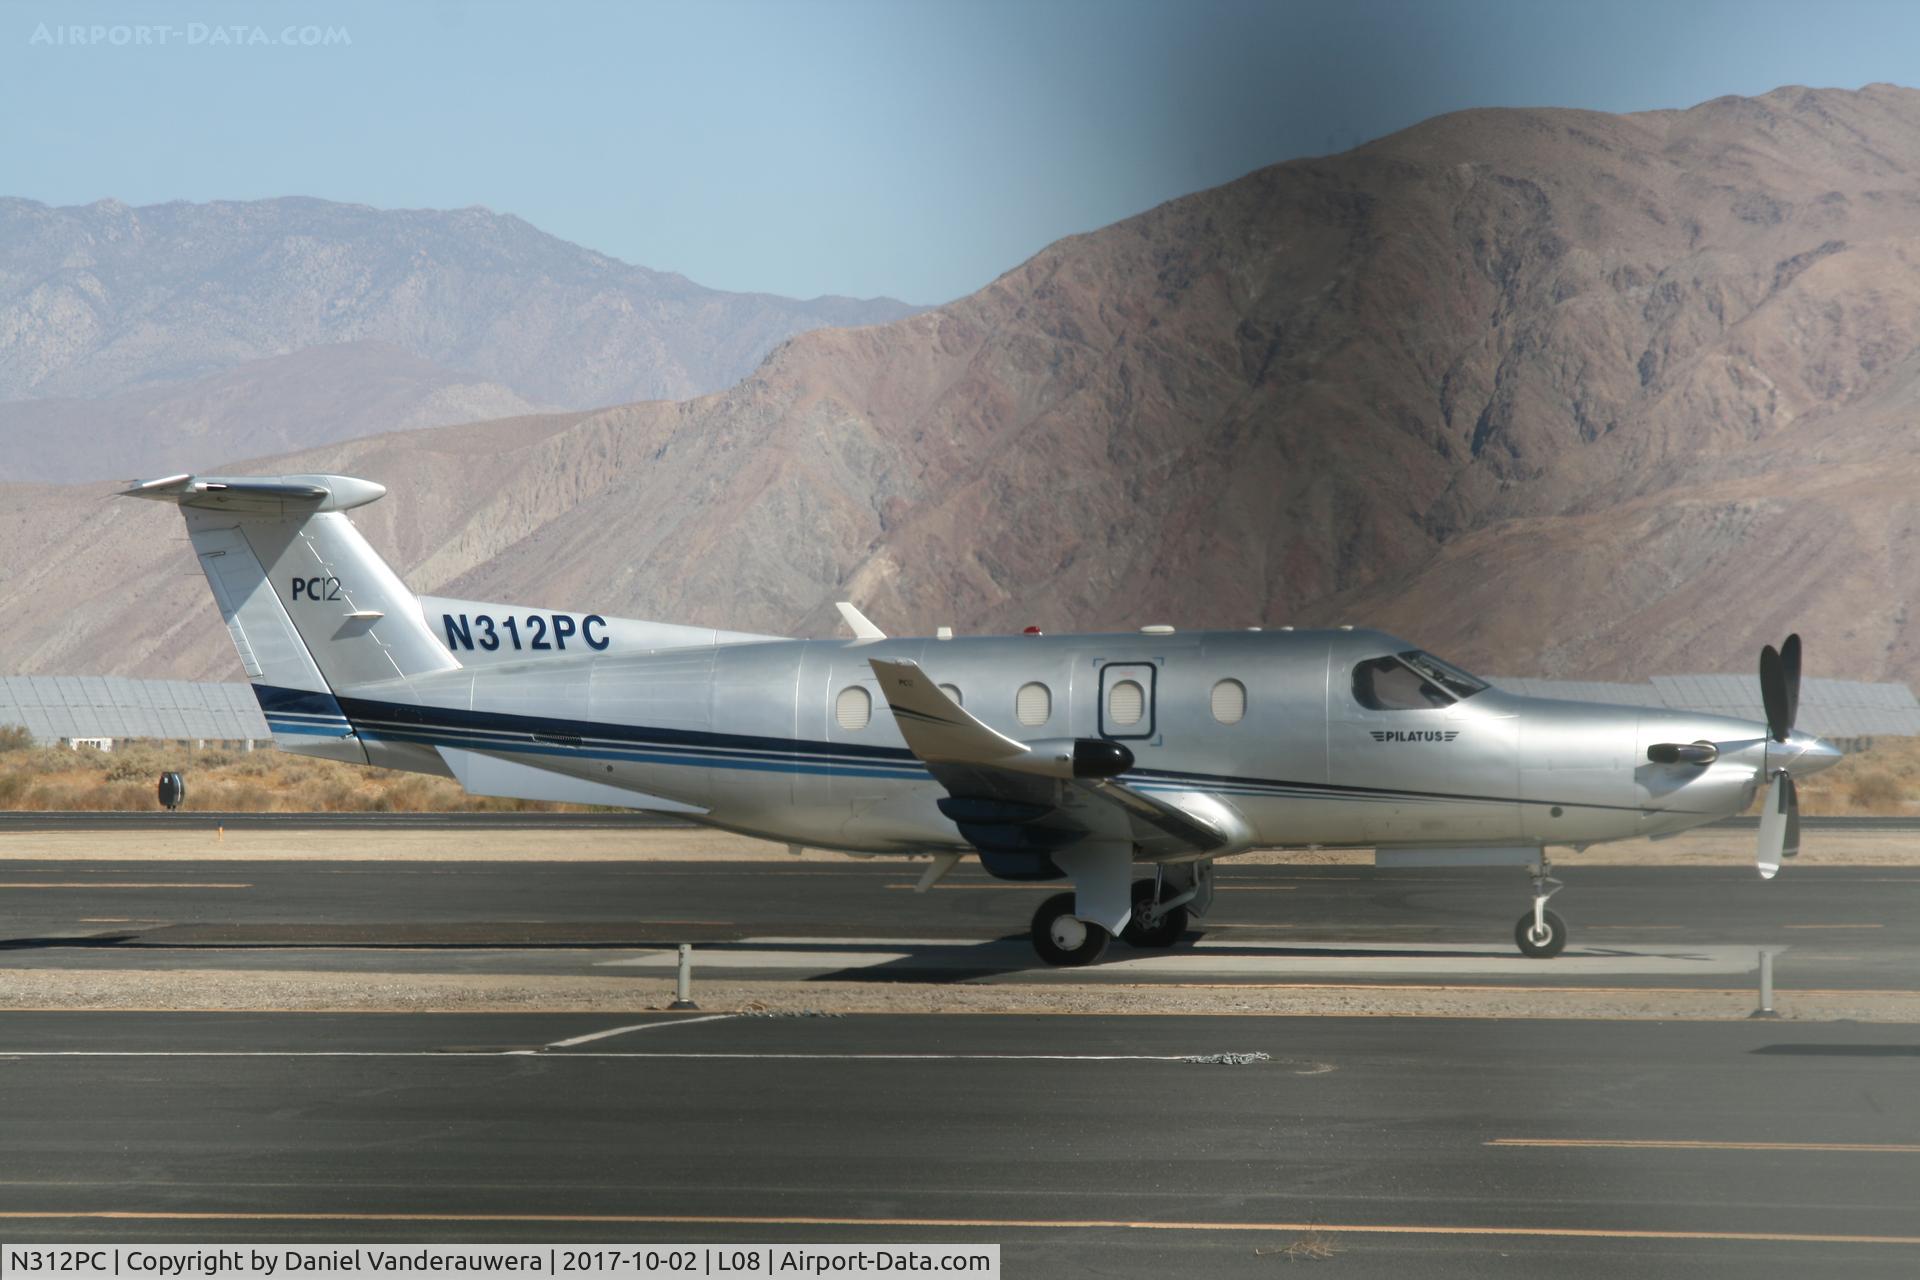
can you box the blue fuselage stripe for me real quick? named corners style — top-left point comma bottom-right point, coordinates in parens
top-left (256, 685), bottom-right (1677, 813)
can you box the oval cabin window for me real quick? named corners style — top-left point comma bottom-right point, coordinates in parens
top-left (1015, 682), bottom-right (1051, 726)
top-left (836, 685), bottom-right (871, 731)
top-left (939, 683), bottom-right (963, 706)
top-left (1107, 679), bottom-right (1144, 727)
top-left (1211, 678), bottom-right (1247, 725)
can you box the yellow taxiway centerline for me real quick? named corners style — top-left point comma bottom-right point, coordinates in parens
top-left (1782, 924), bottom-right (1884, 930)
top-left (0, 882), bottom-right (252, 889)
top-left (0, 1210), bottom-right (1916, 1245)
top-left (1490, 1138), bottom-right (1920, 1153)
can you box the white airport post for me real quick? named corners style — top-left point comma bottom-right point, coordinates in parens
top-left (1750, 947), bottom-right (1780, 1019)
top-left (670, 943), bottom-right (699, 1010)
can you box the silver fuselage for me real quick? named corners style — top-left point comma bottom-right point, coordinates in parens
top-left (321, 625), bottom-right (1826, 857)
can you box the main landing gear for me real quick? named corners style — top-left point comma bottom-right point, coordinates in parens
top-left (1029, 864), bottom-right (1211, 966)
top-left (1031, 893), bottom-right (1110, 966)
top-left (1515, 855), bottom-right (1567, 958)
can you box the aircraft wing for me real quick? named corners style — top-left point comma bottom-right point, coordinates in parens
top-left (867, 658), bottom-right (1251, 861)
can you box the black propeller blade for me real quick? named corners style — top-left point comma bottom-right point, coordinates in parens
top-left (1781, 632), bottom-right (1802, 736)
top-left (1759, 643), bottom-right (1789, 743)
top-left (1755, 632), bottom-right (1806, 878)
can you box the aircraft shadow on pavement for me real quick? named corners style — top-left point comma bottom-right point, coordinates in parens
top-left (693, 934), bottom-right (1562, 984)
top-left (0, 933), bottom-right (142, 951)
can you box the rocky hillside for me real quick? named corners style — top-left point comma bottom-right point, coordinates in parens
top-left (0, 342), bottom-right (539, 483)
top-left (12, 85), bottom-right (1920, 685)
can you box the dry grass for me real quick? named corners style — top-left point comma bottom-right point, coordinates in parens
top-left (0, 739), bottom-right (585, 813)
top-left (1791, 735), bottom-right (1920, 816)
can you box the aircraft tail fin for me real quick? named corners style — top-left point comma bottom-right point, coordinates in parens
top-left (125, 474), bottom-right (460, 758)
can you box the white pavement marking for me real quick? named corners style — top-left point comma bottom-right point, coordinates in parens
top-left (528, 1014), bottom-right (738, 1051)
top-left (595, 938), bottom-right (1769, 977)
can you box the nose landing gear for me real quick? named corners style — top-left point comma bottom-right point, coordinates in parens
top-left (1515, 856), bottom-right (1567, 958)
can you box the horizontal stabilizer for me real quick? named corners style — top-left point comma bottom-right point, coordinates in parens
top-left (437, 747), bottom-right (708, 814)
top-left (122, 473), bottom-right (388, 514)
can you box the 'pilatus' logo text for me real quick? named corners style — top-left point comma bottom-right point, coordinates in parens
top-left (1370, 730), bottom-right (1460, 743)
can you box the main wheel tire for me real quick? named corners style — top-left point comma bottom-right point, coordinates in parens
top-left (1121, 877), bottom-right (1189, 948)
top-left (1031, 891), bottom-right (1111, 966)
top-left (1515, 908), bottom-right (1568, 959)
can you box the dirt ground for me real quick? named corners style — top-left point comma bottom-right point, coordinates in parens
top-left (2, 969), bottom-right (1912, 1023)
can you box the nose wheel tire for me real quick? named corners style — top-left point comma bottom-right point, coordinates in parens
top-left (1515, 908), bottom-right (1568, 959)
top-left (1031, 891), bottom-right (1111, 966)
top-left (1122, 876), bottom-right (1189, 948)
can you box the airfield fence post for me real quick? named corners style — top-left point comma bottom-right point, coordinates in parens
top-left (1750, 949), bottom-right (1779, 1019)
top-left (670, 943), bottom-right (699, 1010)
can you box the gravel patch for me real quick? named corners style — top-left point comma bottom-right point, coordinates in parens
top-left (2, 968), bottom-right (1914, 1023)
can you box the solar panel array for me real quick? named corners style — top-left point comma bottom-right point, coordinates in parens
top-left (0, 677), bottom-right (268, 745)
top-left (1490, 675), bottom-right (1920, 738)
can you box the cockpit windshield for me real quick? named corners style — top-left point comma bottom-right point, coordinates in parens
top-left (1352, 650), bottom-right (1489, 711)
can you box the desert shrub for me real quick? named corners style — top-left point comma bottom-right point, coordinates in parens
top-left (17, 747), bottom-right (79, 776)
top-left (226, 751), bottom-right (278, 777)
top-left (1848, 770), bottom-right (1906, 813)
top-left (105, 756), bottom-right (166, 783)
top-left (309, 776), bottom-right (365, 812)
top-left (0, 725), bottom-right (35, 752)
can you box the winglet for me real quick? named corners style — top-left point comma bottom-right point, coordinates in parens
top-left (868, 658), bottom-right (1026, 764)
top-left (836, 601), bottom-right (887, 640)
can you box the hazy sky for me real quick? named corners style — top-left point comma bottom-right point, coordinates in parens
top-left (3, 0), bottom-right (1916, 304)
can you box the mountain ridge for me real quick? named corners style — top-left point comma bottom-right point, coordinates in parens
top-left (9, 85), bottom-right (1920, 686)
top-left (0, 194), bottom-right (920, 407)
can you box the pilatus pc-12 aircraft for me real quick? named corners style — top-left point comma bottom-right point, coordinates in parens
top-left (129, 471), bottom-right (1842, 965)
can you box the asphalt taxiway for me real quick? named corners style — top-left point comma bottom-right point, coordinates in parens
top-left (2, 859), bottom-right (1915, 990)
top-left (1, 1010), bottom-right (1917, 1277)
top-left (3, 845), bottom-right (1919, 1275)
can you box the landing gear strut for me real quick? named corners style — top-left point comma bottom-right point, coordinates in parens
top-left (1514, 856), bottom-right (1567, 958)
top-left (1121, 873), bottom-right (1191, 948)
top-left (1028, 861), bottom-right (1216, 965)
